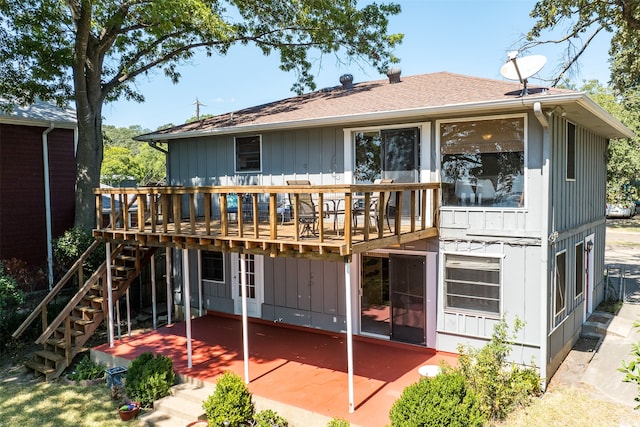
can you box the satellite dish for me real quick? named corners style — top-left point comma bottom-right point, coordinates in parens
top-left (500, 52), bottom-right (547, 96)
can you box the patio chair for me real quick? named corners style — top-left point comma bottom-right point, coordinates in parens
top-left (286, 180), bottom-right (318, 237)
top-left (455, 179), bottom-right (475, 205)
top-left (475, 179), bottom-right (496, 205)
top-left (353, 178), bottom-right (394, 232)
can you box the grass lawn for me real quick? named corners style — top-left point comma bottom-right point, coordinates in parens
top-left (500, 386), bottom-right (640, 427)
top-left (0, 379), bottom-right (144, 427)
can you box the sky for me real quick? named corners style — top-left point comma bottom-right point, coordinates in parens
top-left (102, 0), bottom-right (613, 131)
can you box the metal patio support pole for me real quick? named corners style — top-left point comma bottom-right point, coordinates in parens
top-left (345, 261), bottom-right (354, 413)
top-left (240, 253), bottom-right (250, 384)
top-left (197, 249), bottom-right (204, 317)
top-left (151, 254), bottom-right (157, 329)
top-left (166, 247), bottom-right (173, 325)
top-left (116, 296), bottom-right (121, 339)
top-left (126, 288), bottom-right (131, 337)
top-left (183, 249), bottom-right (193, 369)
top-left (106, 242), bottom-right (115, 348)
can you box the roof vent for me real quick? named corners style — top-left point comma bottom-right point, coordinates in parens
top-left (387, 67), bottom-right (401, 84)
top-left (339, 74), bottom-right (354, 89)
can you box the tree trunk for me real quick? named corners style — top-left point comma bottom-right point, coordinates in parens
top-left (74, 103), bottom-right (103, 230)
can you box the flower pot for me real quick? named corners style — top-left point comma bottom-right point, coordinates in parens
top-left (118, 402), bottom-right (140, 421)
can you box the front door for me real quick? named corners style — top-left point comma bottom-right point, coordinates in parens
top-left (360, 253), bottom-right (425, 345)
top-left (231, 253), bottom-right (263, 317)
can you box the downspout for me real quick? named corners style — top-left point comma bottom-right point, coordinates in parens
top-left (42, 123), bottom-right (55, 289)
top-left (534, 102), bottom-right (549, 388)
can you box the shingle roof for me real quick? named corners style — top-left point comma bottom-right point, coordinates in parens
top-left (138, 72), bottom-right (628, 140)
top-left (0, 98), bottom-right (76, 127)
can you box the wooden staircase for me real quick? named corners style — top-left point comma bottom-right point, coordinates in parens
top-left (14, 242), bottom-right (156, 381)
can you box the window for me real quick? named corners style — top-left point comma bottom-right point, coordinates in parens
top-left (202, 251), bottom-right (224, 282)
top-left (567, 122), bottom-right (576, 180)
top-left (555, 251), bottom-right (567, 316)
top-left (444, 254), bottom-right (501, 315)
top-left (236, 254), bottom-right (256, 299)
top-left (235, 135), bottom-right (261, 172)
top-left (439, 116), bottom-right (525, 208)
top-left (354, 127), bottom-right (419, 183)
top-left (575, 242), bottom-right (584, 298)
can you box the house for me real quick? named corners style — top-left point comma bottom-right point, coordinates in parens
top-left (0, 99), bottom-right (76, 287)
top-left (25, 70), bottom-right (631, 414)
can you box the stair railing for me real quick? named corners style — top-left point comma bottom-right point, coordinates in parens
top-left (12, 239), bottom-right (103, 340)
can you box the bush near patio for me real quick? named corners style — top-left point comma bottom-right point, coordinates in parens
top-left (124, 352), bottom-right (175, 408)
top-left (0, 264), bottom-right (26, 353)
top-left (389, 369), bottom-right (484, 427)
top-left (389, 317), bottom-right (541, 426)
top-left (203, 371), bottom-right (289, 427)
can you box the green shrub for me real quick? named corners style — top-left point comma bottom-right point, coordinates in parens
top-left (68, 355), bottom-right (105, 382)
top-left (125, 352), bottom-right (175, 408)
top-left (53, 227), bottom-right (105, 281)
top-left (0, 265), bottom-right (26, 352)
top-left (457, 316), bottom-right (541, 422)
top-left (326, 418), bottom-right (350, 427)
top-left (619, 321), bottom-right (640, 408)
top-left (389, 370), bottom-right (484, 427)
top-left (253, 409), bottom-right (288, 427)
top-left (203, 371), bottom-right (254, 427)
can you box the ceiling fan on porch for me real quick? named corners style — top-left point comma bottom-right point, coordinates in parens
top-left (500, 51), bottom-right (547, 97)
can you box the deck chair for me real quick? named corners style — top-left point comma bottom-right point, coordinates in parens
top-left (286, 180), bottom-right (317, 237)
top-left (354, 178), bottom-right (394, 232)
top-left (475, 179), bottom-right (496, 205)
top-left (455, 179), bottom-right (475, 205)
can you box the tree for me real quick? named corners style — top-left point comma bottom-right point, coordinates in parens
top-left (579, 81), bottom-right (640, 204)
top-left (522, 0), bottom-right (639, 95)
top-left (0, 1), bottom-right (402, 230)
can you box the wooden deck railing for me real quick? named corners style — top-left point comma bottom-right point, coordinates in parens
top-left (94, 183), bottom-right (440, 259)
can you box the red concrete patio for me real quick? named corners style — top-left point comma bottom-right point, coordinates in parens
top-left (93, 313), bottom-right (458, 426)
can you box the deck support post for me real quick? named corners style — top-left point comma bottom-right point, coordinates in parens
top-left (166, 247), bottom-right (173, 325)
top-left (240, 252), bottom-right (250, 384)
top-left (106, 242), bottom-right (115, 348)
top-left (151, 254), bottom-right (157, 330)
top-left (183, 249), bottom-right (193, 369)
top-left (345, 261), bottom-right (355, 413)
top-left (116, 295), bottom-right (121, 339)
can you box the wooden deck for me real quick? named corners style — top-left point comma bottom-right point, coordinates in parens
top-left (94, 183), bottom-right (440, 260)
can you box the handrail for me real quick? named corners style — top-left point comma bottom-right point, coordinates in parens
top-left (35, 256), bottom-right (110, 345)
top-left (11, 239), bottom-right (102, 339)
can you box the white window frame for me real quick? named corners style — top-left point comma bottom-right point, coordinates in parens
top-left (234, 135), bottom-right (262, 173)
top-left (554, 250), bottom-right (567, 318)
top-left (436, 113), bottom-right (528, 209)
top-left (442, 252), bottom-right (503, 318)
top-left (574, 241), bottom-right (584, 300)
top-left (566, 121), bottom-right (576, 182)
top-left (342, 122), bottom-right (431, 185)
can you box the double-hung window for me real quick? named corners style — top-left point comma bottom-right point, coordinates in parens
top-left (444, 254), bottom-right (501, 315)
top-left (439, 115), bottom-right (525, 208)
top-left (235, 135), bottom-right (261, 172)
top-left (202, 251), bottom-right (224, 282)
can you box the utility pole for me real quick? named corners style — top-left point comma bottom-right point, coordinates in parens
top-left (193, 97), bottom-right (206, 121)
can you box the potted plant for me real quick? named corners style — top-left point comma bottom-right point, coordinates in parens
top-left (118, 402), bottom-right (140, 421)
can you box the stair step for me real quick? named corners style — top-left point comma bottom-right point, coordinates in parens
top-left (55, 328), bottom-right (84, 337)
top-left (25, 359), bottom-right (56, 375)
top-left (83, 295), bottom-right (104, 304)
top-left (75, 306), bottom-right (101, 314)
top-left (35, 350), bottom-right (65, 363)
top-left (46, 338), bottom-right (71, 349)
top-left (70, 316), bottom-right (95, 326)
top-left (116, 255), bottom-right (138, 262)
